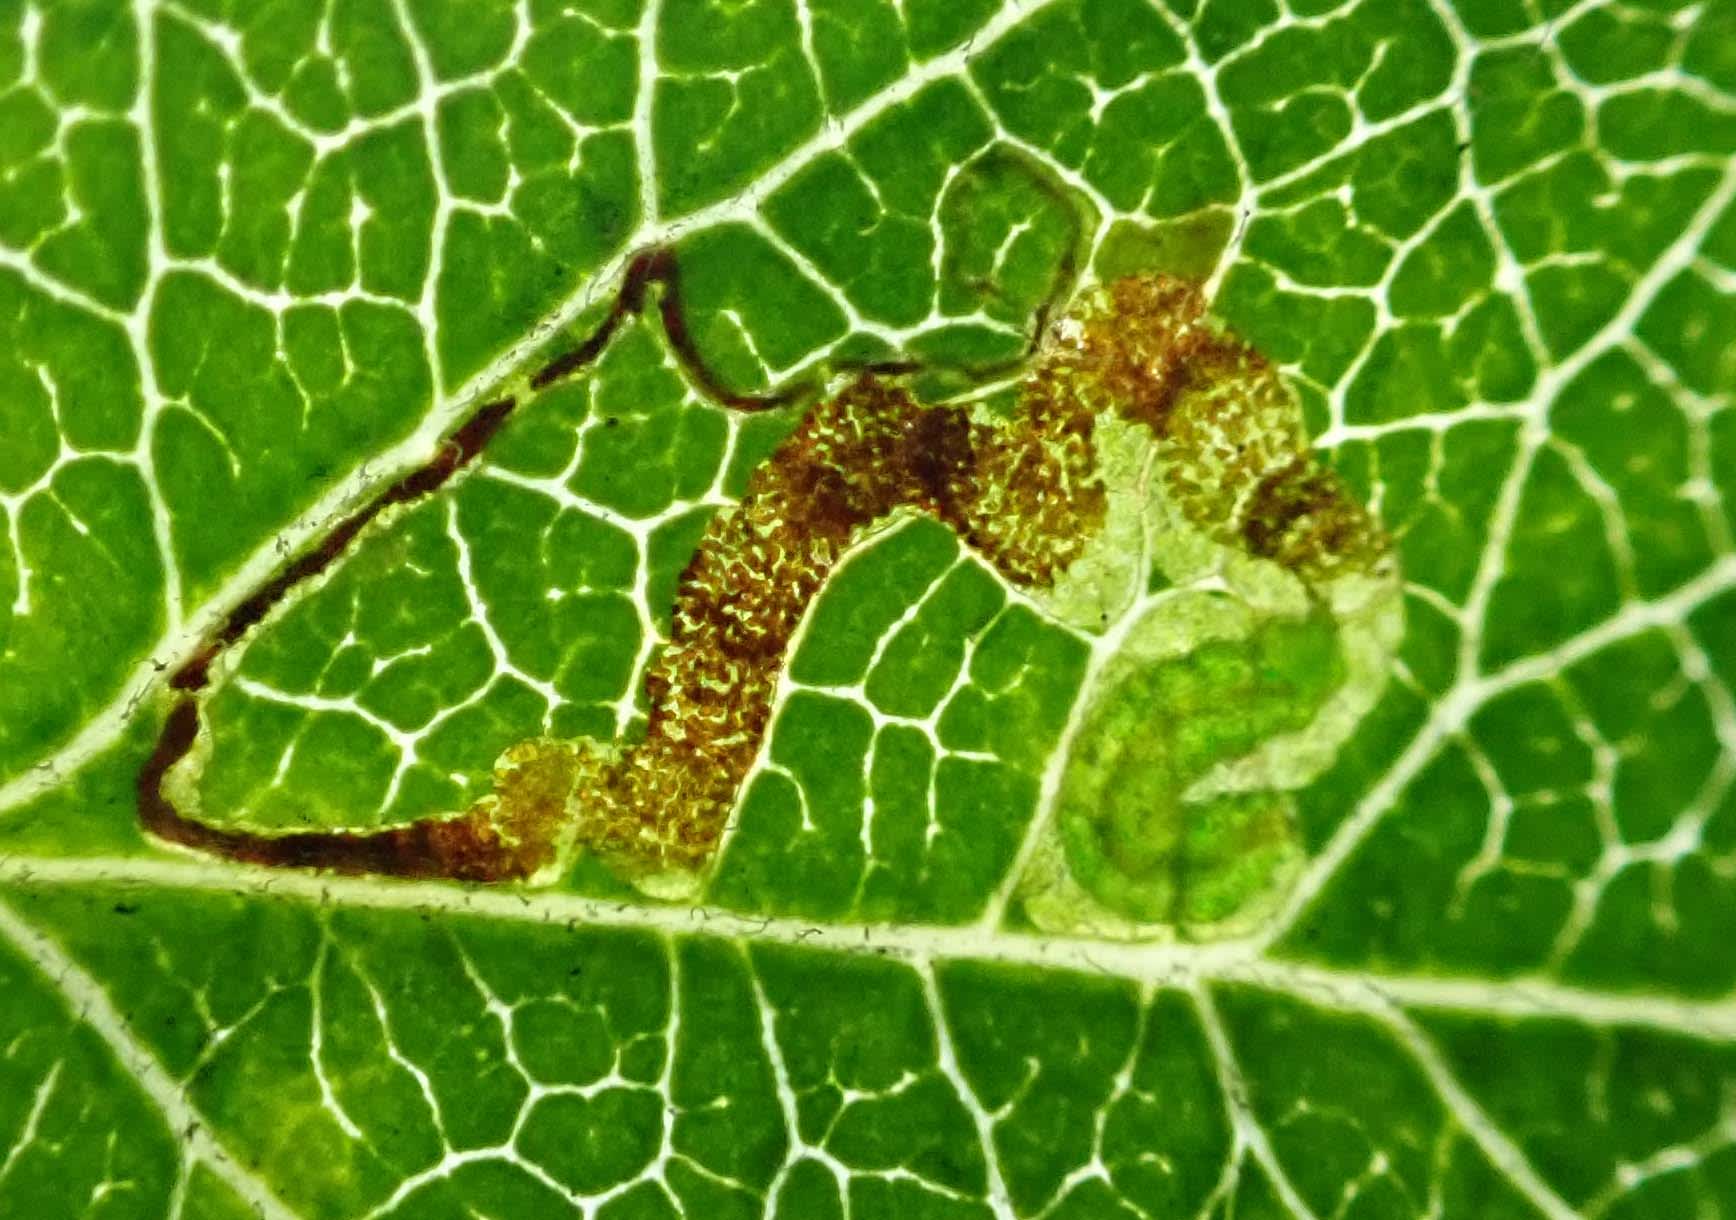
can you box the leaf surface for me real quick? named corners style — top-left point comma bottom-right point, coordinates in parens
top-left (1, 1), bottom-right (1733, 1217)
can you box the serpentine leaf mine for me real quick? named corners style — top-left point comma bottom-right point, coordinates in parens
top-left (143, 270), bottom-right (1398, 939)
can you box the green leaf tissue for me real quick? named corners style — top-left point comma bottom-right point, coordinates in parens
top-left (0, 1), bottom-right (1731, 1218)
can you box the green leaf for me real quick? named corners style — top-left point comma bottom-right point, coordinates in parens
top-left (2, 1), bottom-right (1734, 1218)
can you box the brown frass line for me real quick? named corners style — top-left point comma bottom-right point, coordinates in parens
top-left (139, 696), bottom-right (556, 879)
top-left (170, 396), bottom-right (519, 694)
top-left (171, 243), bottom-right (808, 696)
top-left (142, 392), bottom-right (524, 879)
top-left (134, 235), bottom-right (1080, 879)
top-left (530, 248), bottom-right (811, 410)
top-left (134, 272), bottom-right (1386, 885)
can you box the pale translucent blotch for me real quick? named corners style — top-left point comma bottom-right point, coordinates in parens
top-left (1013, 294), bottom-right (1402, 942)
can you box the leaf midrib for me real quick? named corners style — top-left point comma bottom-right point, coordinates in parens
top-left (3, 853), bottom-right (1728, 1041)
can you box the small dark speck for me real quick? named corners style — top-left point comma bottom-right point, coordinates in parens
top-left (605, 416), bottom-right (620, 428)
top-left (113, 902), bottom-right (139, 915)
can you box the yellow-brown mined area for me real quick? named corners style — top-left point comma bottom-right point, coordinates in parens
top-left (1041, 275), bottom-right (1383, 581)
top-left (145, 268), bottom-right (1386, 886)
top-left (544, 273), bottom-right (1384, 875)
top-left (453, 739), bottom-right (586, 878)
top-left (566, 376), bottom-right (1107, 870)
top-left (184, 274), bottom-right (1383, 883)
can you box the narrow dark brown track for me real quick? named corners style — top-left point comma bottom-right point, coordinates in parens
top-left (136, 221), bottom-right (1086, 880)
top-left (530, 248), bottom-right (810, 410)
top-left (171, 396), bottom-right (520, 694)
top-left (139, 700), bottom-right (527, 878)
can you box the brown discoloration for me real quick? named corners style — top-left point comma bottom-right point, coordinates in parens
top-left (561, 274), bottom-right (1380, 874)
top-left (1029, 275), bottom-right (1385, 582)
top-left (1241, 457), bottom-right (1384, 579)
top-left (957, 389), bottom-right (1107, 587)
top-left (138, 268), bottom-right (1385, 885)
top-left (1030, 276), bottom-right (1241, 435)
top-left (173, 397), bottom-right (519, 693)
top-left (140, 392), bottom-right (583, 882)
top-left (571, 378), bottom-right (1106, 869)
top-left (533, 248), bottom-right (803, 412)
top-left (138, 241), bottom-right (812, 881)
top-left (530, 251), bottom-right (666, 391)
top-left (139, 699), bottom-right (565, 880)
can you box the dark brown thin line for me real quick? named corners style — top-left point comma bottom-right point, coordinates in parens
top-left (531, 248), bottom-right (807, 411)
top-left (172, 396), bottom-right (519, 693)
top-left (163, 242), bottom-right (806, 703)
top-left (137, 227), bottom-right (1086, 878)
top-left (138, 699), bottom-right (523, 878)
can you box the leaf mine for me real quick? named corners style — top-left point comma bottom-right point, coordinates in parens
top-left (141, 268), bottom-right (1397, 942)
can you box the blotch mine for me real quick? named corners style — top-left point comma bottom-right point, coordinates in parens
top-left (1056, 609), bottom-right (1344, 931)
